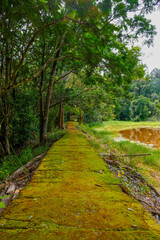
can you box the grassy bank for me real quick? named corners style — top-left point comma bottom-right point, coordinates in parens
top-left (79, 121), bottom-right (160, 189)
top-left (89, 120), bottom-right (160, 134)
top-left (0, 129), bottom-right (66, 181)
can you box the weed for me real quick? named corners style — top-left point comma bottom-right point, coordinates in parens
top-left (137, 183), bottom-right (150, 194)
top-left (0, 196), bottom-right (8, 208)
top-left (0, 129), bottom-right (66, 181)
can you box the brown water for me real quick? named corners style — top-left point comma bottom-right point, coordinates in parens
top-left (119, 128), bottom-right (160, 148)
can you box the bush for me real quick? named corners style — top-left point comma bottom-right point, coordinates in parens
top-left (0, 129), bottom-right (66, 181)
top-left (9, 88), bottom-right (39, 146)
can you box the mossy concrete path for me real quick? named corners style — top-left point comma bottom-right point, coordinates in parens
top-left (0, 123), bottom-right (160, 239)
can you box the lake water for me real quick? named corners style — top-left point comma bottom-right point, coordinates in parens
top-left (119, 128), bottom-right (160, 148)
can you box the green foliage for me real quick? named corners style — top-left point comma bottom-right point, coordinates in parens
top-left (0, 0), bottom-right (159, 160)
top-left (0, 129), bottom-right (66, 181)
top-left (115, 99), bottom-right (131, 121)
top-left (0, 196), bottom-right (8, 208)
top-left (48, 106), bottom-right (59, 131)
top-left (150, 68), bottom-right (160, 78)
top-left (130, 96), bottom-right (152, 121)
top-left (9, 88), bottom-right (39, 146)
top-left (115, 69), bottom-right (160, 121)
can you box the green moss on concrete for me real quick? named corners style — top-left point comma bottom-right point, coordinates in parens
top-left (0, 122), bottom-right (160, 239)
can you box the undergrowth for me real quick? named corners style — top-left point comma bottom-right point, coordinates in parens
top-left (0, 130), bottom-right (66, 181)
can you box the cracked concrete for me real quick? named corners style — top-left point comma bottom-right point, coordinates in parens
top-left (0, 122), bottom-right (160, 239)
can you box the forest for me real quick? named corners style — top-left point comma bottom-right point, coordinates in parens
top-left (115, 68), bottom-right (160, 121)
top-left (0, 0), bottom-right (159, 179)
top-left (1, 1), bottom-right (160, 236)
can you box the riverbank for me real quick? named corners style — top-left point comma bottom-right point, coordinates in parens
top-left (78, 121), bottom-right (160, 223)
top-left (91, 121), bottom-right (160, 132)
top-left (79, 121), bottom-right (160, 170)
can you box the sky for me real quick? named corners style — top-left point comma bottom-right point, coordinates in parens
top-left (140, 10), bottom-right (160, 73)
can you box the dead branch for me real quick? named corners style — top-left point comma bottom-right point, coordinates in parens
top-left (6, 153), bottom-right (45, 181)
top-left (147, 183), bottom-right (160, 197)
top-left (100, 153), bottom-right (151, 157)
top-left (102, 156), bottom-right (160, 198)
top-left (0, 183), bottom-right (16, 214)
top-left (134, 197), bottom-right (154, 208)
top-left (148, 210), bottom-right (160, 217)
top-left (103, 158), bottom-right (133, 171)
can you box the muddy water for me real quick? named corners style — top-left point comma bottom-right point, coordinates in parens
top-left (119, 128), bottom-right (160, 148)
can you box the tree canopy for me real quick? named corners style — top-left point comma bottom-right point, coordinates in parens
top-left (0, 0), bottom-right (159, 154)
top-left (115, 68), bottom-right (160, 121)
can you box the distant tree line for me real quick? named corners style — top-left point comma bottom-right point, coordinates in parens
top-left (115, 68), bottom-right (160, 121)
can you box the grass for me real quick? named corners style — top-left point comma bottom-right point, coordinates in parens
top-left (80, 121), bottom-right (160, 171)
top-left (0, 129), bottom-right (66, 181)
top-left (90, 120), bottom-right (160, 136)
top-left (79, 121), bottom-right (160, 190)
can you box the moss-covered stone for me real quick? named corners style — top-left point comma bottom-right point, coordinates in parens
top-left (0, 122), bottom-right (160, 239)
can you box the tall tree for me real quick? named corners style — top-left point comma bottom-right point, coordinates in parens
top-left (0, 0), bottom-right (159, 151)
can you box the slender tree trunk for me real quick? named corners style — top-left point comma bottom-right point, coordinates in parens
top-left (39, 41), bottom-right (45, 143)
top-left (79, 110), bottom-right (84, 125)
top-left (67, 112), bottom-right (71, 121)
top-left (0, 2), bottom-right (10, 154)
top-left (0, 53), bottom-right (4, 154)
top-left (0, 47), bottom-right (4, 96)
top-left (0, 96), bottom-right (10, 155)
top-left (0, 38), bottom-right (11, 154)
top-left (0, 116), bottom-right (10, 154)
top-left (58, 102), bottom-right (64, 129)
top-left (41, 49), bottom-right (60, 143)
top-left (58, 102), bottom-right (62, 129)
top-left (61, 106), bottom-right (64, 129)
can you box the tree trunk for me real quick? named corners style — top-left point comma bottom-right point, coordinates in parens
top-left (79, 110), bottom-right (84, 125)
top-left (67, 112), bottom-right (71, 121)
top-left (61, 106), bottom-right (64, 129)
top-left (41, 49), bottom-right (60, 143)
top-left (39, 41), bottom-right (45, 144)
top-left (0, 35), bottom-right (11, 154)
top-left (0, 116), bottom-right (10, 154)
top-left (58, 102), bottom-right (64, 129)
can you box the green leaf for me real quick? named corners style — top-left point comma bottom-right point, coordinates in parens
top-left (0, 196), bottom-right (8, 199)
top-left (0, 202), bottom-right (6, 208)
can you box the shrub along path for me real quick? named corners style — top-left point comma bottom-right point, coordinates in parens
top-left (0, 122), bottom-right (160, 239)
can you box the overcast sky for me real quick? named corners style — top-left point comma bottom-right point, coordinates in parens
top-left (140, 10), bottom-right (160, 74)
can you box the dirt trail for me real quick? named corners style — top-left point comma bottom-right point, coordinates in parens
top-left (0, 122), bottom-right (160, 239)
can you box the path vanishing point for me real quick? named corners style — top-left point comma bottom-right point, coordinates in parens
top-left (0, 122), bottom-right (160, 239)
